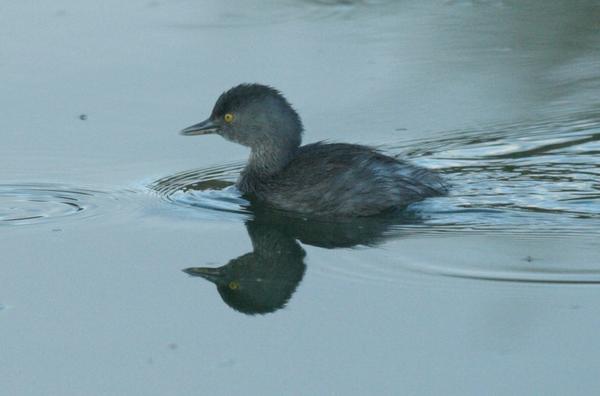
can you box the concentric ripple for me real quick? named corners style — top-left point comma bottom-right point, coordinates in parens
top-left (312, 252), bottom-right (600, 287)
top-left (0, 183), bottom-right (117, 226)
top-left (423, 265), bottom-right (600, 284)
top-left (149, 161), bottom-right (252, 221)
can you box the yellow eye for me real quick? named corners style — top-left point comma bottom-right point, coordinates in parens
top-left (228, 281), bottom-right (239, 290)
top-left (224, 113), bottom-right (234, 123)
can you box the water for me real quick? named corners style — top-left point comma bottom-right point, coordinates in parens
top-left (1, 1), bottom-right (600, 395)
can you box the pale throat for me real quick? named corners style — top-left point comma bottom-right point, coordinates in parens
top-left (247, 143), bottom-right (296, 176)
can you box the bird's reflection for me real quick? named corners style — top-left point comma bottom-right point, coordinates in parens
top-left (184, 207), bottom-right (415, 315)
top-left (184, 220), bottom-right (306, 315)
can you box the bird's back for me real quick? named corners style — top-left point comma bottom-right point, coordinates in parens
top-left (244, 142), bottom-right (447, 216)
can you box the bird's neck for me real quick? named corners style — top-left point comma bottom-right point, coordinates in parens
top-left (237, 143), bottom-right (297, 193)
top-left (250, 143), bottom-right (297, 173)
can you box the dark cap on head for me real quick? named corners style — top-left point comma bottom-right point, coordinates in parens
top-left (211, 84), bottom-right (287, 117)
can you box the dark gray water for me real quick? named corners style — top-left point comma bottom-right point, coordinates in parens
top-left (2, 1), bottom-right (600, 395)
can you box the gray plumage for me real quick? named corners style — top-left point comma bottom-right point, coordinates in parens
top-left (181, 83), bottom-right (447, 216)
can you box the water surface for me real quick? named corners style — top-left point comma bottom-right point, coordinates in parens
top-left (1, 1), bottom-right (600, 395)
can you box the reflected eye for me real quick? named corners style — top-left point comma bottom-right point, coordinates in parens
top-left (228, 281), bottom-right (239, 290)
top-left (224, 113), bottom-right (234, 123)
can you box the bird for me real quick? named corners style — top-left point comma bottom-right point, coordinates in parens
top-left (180, 83), bottom-right (447, 216)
